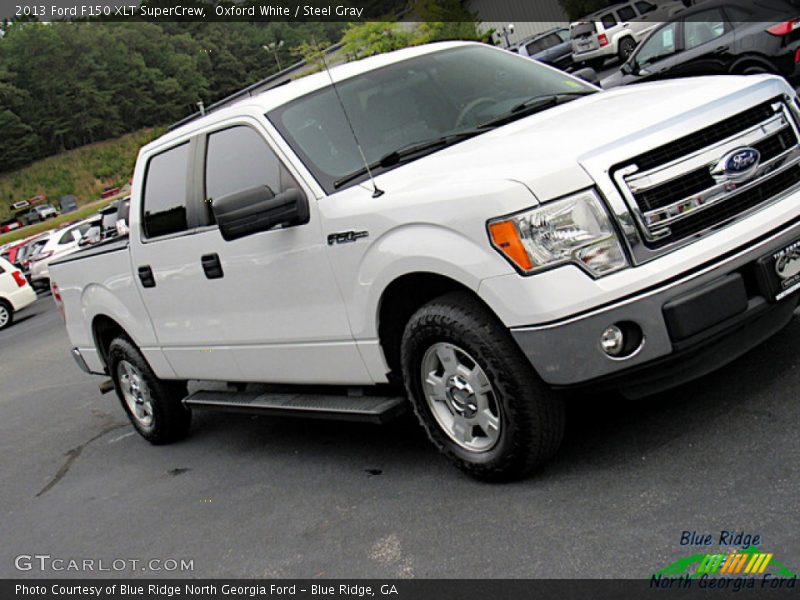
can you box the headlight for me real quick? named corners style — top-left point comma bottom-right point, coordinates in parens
top-left (488, 189), bottom-right (628, 277)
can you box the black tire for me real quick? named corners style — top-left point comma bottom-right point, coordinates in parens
top-left (0, 300), bottom-right (14, 330)
top-left (618, 37), bottom-right (636, 62)
top-left (107, 336), bottom-right (191, 444)
top-left (400, 292), bottom-right (565, 482)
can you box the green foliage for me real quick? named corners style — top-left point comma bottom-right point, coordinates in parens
top-left (0, 20), bottom-right (344, 174)
top-left (340, 22), bottom-right (414, 60)
top-left (291, 39), bottom-right (332, 75)
top-left (337, 6), bottom-right (481, 62)
top-left (0, 128), bottom-right (161, 221)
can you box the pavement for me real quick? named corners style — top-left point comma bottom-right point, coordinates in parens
top-left (0, 294), bottom-right (798, 579)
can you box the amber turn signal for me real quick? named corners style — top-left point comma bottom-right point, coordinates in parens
top-left (488, 220), bottom-right (533, 271)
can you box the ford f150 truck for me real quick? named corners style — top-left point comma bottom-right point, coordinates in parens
top-left (51, 42), bottom-right (800, 480)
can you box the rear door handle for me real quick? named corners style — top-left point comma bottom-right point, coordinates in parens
top-left (714, 45), bottom-right (730, 53)
top-left (138, 265), bottom-right (155, 288)
top-left (201, 253), bottom-right (224, 279)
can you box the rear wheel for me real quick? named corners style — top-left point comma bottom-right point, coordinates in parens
top-left (401, 292), bottom-right (565, 481)
top-left (618, 37), bottom-right (636, 62)
top-left (108, 337), bottom-right (190, 444)
top-left (0, 300), bottom-right (13, 330)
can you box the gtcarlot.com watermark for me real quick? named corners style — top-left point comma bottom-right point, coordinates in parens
top-left (14, 554), bottom-right (194, 573)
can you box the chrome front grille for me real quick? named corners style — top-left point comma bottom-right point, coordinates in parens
top-left (612, 97), bottom-right (800, 251)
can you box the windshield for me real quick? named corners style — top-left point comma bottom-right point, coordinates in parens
top-left (268, 45), bottom-right (595, 194)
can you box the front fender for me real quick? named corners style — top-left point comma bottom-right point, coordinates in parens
top-left (351, 224), bottom-right (514, 339)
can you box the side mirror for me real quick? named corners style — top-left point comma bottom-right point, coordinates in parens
top-left (572, 67), bottom-right (598, 85)
top-left (212, 186), bottom-right (309, 242)
top-left (621, 59), bottom-right (635, 75)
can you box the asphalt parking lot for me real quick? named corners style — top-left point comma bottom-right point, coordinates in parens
top-left (1, 294), bottom-right (798, 579)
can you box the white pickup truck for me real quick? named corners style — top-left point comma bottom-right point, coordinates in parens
top-left (51, 42), bottom-right (800, 480)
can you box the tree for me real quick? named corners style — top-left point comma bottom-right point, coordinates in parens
top-left (340, 22), bottom-right (414, 60)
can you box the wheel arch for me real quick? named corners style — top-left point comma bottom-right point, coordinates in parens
top-left (376, 272), bottom-right (502, 382)
top-left (729, 54), bottom-right (777, 74)
top-left (91, 314), bottom-right (131, 368)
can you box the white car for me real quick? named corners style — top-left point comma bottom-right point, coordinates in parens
top-left (0, 256), bottom-right (36, 330)
top-left (50, 42), bottom-right (800, 480)
top-left (570, 0), bottom-right (685, 67)
top-left (29, 220), bottom-right (93, 288)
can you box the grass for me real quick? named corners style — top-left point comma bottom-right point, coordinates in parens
top-left (0, 197), bottom-right (119, 246)
top-left (0, 127), bottom-right (163, 222)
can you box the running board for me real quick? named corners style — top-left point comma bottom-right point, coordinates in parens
top-left (183, 389), bottom-right (407, 424)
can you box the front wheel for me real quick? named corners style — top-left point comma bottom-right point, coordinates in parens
top-left (400, 292), bottom-right (565, 481)
top-left (108, 337), bottom-right (191, 444)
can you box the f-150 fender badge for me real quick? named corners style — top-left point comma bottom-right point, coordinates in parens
top-left (327, 231), bottom-right (369, 245)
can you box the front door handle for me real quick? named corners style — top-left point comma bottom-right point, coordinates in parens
top-left (201, 253), bottom-right (224, 279)
top-left (138, 265), bottom-right (155, 288)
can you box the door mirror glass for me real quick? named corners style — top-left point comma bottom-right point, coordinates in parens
top-left (212, 186), bottom-right (309, 241)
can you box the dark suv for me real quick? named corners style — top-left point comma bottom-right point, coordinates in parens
top-left (514, 28), bottom-right (573, 70)
top-left (603, 0), bottom-right (800, 88)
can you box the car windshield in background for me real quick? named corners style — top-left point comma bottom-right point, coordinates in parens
top-left (268, 45), bottom-right (596, 194)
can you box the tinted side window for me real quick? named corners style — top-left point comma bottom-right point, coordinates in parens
top-left (618, 6), bottom-right (636, 21)
top-left (635, 1), bottom-right (656, 14)
top-left (205, 126), bottom-right (299, 223)
top-left (555, 28), bottom-right (570, 42)
top-left (601, 13), bottom-right (618, 28)
top-left (142, 143), bottom-right (190, 238)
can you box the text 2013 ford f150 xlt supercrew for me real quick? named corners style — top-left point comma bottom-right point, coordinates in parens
top-left (50, 42), bottom-right (800, 480)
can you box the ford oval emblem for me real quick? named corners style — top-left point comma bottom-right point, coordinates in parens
top-left (725, 147), bottom-right (760, 173)
top-left (712, 147), bottom-right (761, 183)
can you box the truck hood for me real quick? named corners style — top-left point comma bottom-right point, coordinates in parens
top-left (374, 75), bottom-right (788, 202)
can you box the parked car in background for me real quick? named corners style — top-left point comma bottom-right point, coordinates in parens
top-left (19, 204), bottom-right (58, 225)
top-left (60, 194), bottom-right (78, 213)
top-left (78, 216), bottom-right (105, 247)
top-left (1, 235), bottom-right (37, 266)
top-left (601, 0), bottom-right (800, 88)
top-left (0, 219), bottom-right (22, 233)
top-left (115, 197), bottom-right (131, 237)
top-left (101, 186), bottom-right (121, 199)
top-left (29, 220), bottom-right (92, 290)
top-left (16, 234), bottom-right (50, 277)
top-left (0, 256), bottom-right (36, 330)
top-left (100, 201), bottom-right (121, 237)
top-left (570, 0), bottom-right (686, 68)
top-left (514, 28), bottom-right (574, 70)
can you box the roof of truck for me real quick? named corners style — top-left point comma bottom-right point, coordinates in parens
top-left (144, 41), bottom-right (476, 152)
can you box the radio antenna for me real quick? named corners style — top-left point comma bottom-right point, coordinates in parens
top-left (318, 41), bottom-right (384, 198)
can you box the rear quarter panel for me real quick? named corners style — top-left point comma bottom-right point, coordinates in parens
top-left (49, 247), bottom-right (173, 378)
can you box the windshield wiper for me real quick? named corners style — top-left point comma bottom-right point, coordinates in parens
top-left (478, 91), bottom-right (596, 129)
top-left (333, 129), bottom-right (487, 190)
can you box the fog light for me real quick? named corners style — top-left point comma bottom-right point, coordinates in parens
top-left (601, 325), bottom-right (625, 357)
